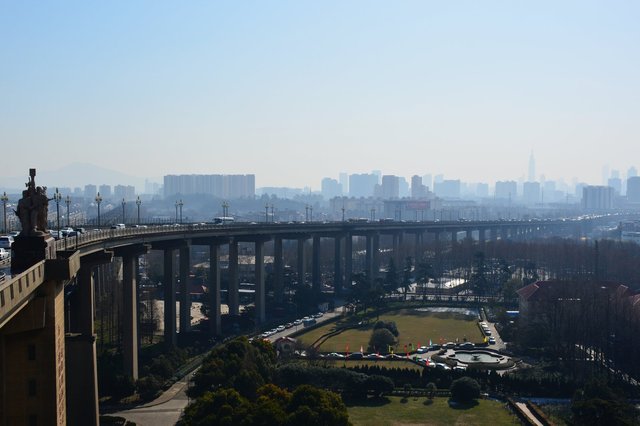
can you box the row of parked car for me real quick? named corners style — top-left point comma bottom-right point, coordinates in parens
top-left (480, 322), bottom-right (497, 344)
top-left (259, 312), bottom-right (325, 339)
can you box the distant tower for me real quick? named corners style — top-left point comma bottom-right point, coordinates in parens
top-left (528, 151), bottom-right (536, 182)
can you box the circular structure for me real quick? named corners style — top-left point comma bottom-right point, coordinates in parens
top-left (451, 351), bottom-right (503, 365)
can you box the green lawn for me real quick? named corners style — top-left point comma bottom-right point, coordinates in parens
top-left (298, 309), bottom-right (483, 353)
top-left (347, 396), bottom-right (520, 426)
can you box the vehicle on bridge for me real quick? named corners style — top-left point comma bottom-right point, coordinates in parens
top-left (213, 216), bottom-right (235, 224)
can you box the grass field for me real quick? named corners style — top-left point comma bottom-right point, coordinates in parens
top-left (347, 396), bottom-right (520, 426)
top-left (298, 309), bottom-right (483, 353)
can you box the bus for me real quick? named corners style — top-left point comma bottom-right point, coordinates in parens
top-left (213, 217), bottom-right (235, 225)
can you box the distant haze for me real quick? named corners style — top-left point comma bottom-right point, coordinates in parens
top-left (2, 2), bottom-right (639, 189)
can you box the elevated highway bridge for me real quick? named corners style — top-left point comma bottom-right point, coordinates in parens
top-left (0, 216), bottom-right (616, 425)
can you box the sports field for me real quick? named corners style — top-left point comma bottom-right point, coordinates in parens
top-left (297, 309), bottom-right (483, 353)
top-left (347, 396), bottom-right (520, 426)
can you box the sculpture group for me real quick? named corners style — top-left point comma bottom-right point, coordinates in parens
top-left (15, 168), bottom-right (50, 236)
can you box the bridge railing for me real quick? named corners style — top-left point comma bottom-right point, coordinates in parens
top-left (0, 261), bottom-right (46, 328)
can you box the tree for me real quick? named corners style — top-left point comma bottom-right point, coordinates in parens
top-left (425, 382), bottom-right (437, 400)
top-left (402, 257), bottom-right (413, 300)
top-left (368, 328), bottom-right (397, 353)
top-left (384, 258), bottom-right (399, 294)
top-left (415, 258), bottom-right (434, 297)
top-left (287, 385), bottom-right (350, 426)
top-left (450, 377), bottom-right (480, 403)
top-left (373, 320), bottom-right (399, 337)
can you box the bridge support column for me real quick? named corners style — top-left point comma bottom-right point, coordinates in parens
top-left (122, 254), bottom-right (139, 380)
top-left (229, 239), bottom-right (239, 316)
top-left (451, 230), bottom-right (457, 245)
top-left (333, 235), bottom-right (342, 294)
top-left (414, 232), bottom-right (422, 262)
top-left (163, 249), bottom-right (176, 348)
top-left (501, 227), bottom-right (509, 240)
top-left (466, 230), bottom-right (473, 240)
top-left (312, 236), bottom-right (321, 293)
top-left (179, 246), bottom-right (190, 334)
top-left (392, 232), bottom-right (400, 267)
top-left (66, 251), bottom-right (112, 426)
top-left (373, 233), bottom-right (380, 282)
top-left (479, 229), bottom-right (486, 244)
top-left (274, 238), bottom-right (284, 303)
top-left (209, 243), bottom-right (221, 336)
top-left (344, 234), bottom-right (352, 287)
top-left (255, 241), bottom-right (265, 323)
top-left (297, 238), bottom-right (306, 286)
top-left (491, 228), bottom-right (498, 241)
top-left (365, 234), bottom-right (374, 283)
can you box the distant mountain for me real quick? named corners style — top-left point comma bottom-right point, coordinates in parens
top-left (0, 163), bottom-right (159, 193)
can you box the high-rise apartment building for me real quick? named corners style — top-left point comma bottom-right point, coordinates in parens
top-left (84, 184), bottom-right (97, 199)
top-left (528, 152), bottom-right (536, 182)
top-left (349, 173), bottom-right (377, 197)
top-left (627, 177), bottom-right (640, 203)
top-left (495, 181), bottom-right (517, 200)
top-left (321, 178), bottom-right (342, 199)
top-left (98, 184), bottom-right (112, 199)
top-left (582, 186), bottom-right (614, 211)
top-left (434, 180), bottom-right (460, 198)
top-left (523, 182), bottom-right (541, 205)
top-left (163, 174), bottom-right (255, 199)
top-left (381, 175), bottom-right (400, 199)
top-left (411, 175), bottom-right (428, 199)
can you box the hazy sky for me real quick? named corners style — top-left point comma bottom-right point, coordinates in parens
top-left (2, 1), bottom-right (639, 188)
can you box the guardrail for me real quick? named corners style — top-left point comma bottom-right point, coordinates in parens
top-left (0, 261), bottom-right (46, 328)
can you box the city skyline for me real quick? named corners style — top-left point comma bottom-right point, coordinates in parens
top-left (3, 2), bottom-right (640, 188)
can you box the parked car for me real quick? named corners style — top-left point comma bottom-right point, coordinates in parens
top-left (0, 248), bottom-right (9, 260)
top-left (347, 352), bottom-right (363, 360)
top-left (489, 337), bottom-right (496, 345)
top-left (0, 236), bottom-right (14, 249)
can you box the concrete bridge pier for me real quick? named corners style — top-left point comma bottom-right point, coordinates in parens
top-left (312, 236), bottom-right (321, 293)
top-left (297, 238), bottom-right (307, 286)
top-left (254, 240), bottom-right (266, 323)
top-left (208, 243), bottom-right (222, 336)
top-left (228, 239), bottom-right (239, 316)
top-left (344, 234), bottom-right (353, 287)
top-left (490, 228), bottom-right (498, 241)
top-left (179, 246), bottom-right (191, 334)
top-left (479, 228), bottom-right (486, 244)
top-left (392, 232), bottom-right (400, 267)
top-left (274, 238), bottom-right (284, 303)
top-left (414, 232), bottom-right (422, 262)
top-left (466, 229), bottom-right (473, 240)
top-left (115, 244), bottom-right (149, 381)
top-left (163, 248), bottom-right (176, 348)
top-left (365, 234), bottom-right (374, 283)
top-left (451, 230), bottom-right (458, 245)
top-left (333, 235), bottom-right (343, 294)
top-left (66, 250), bottom-right (112, 426)
top-left (373, 233), bottom-right (380, 282)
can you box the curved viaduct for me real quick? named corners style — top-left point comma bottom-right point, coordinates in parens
top-left (0, 218), bottom-right (590, 425)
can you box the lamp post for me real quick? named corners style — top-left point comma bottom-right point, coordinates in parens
top-left (95, 192), bottom-right (102, 227)
top-left (305, 205), bottom-right (309, 222)
top-left (341, 200), bottom-right (345, 222)
top-left (1, 192), bottom-right (8, 233)
top-left (370, 207), bottom-right (376, 221)
top-left (54, 188), bottom-right (62, 236)
top-left (310, 206), bottom-right (313, 222)
top-left (222, 201), bottom-right (229, 218)
top-left (65, 195), bottom-right (71, 227)
top-left (265, 203), bottom-right (269, 223)
top-left (121, 198), bottom-right (126, 224)
top-left (175, 200), bottom-right (179, 223)
top-left (136, 196), bottom-right (142, 225)
top-left (178, 199), bottom-right (183, 223)
top-left (270, 204), bottom-right (274, 222)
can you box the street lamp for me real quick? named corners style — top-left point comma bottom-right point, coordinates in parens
top-left (179, 199), bottom-right (183, 223)
top-left (65, 195), bottom-right (71, 227)
top-left (370, 207), bottom-right (376, 221)
top-left (310, 206), bottom-right (313, 222)
top-left (305, 205), bottom-right (309, 222)
top-left (265, 203), bottom-right (269, 223)
top-left (54, 188), bottom-right (62, 235)
top-left (121, 198), bottom-right (126, 224)
top-left (95, 192), bottom-right (102, 227)
top-left (222, 201), bottom-right (229, 218)
top-left (341, 199), bottom-right (346, 222)
top-left (136, 196), bottom-right (142, 225)
top-left (270, 204), bottom-right (274, 222)
top-left (1, 192), bottom-right (8, 233)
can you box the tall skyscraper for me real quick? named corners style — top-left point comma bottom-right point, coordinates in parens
top-left (528, 151), bottom-right (536, 182)
top-left (627, 176), bottom-right (640, 202)
top-left (349, 173), bottom-right (378, 197)
top-left (339, 172), bottom-right (349, 195)
top-left (381, 175), bottom-right (400, 199)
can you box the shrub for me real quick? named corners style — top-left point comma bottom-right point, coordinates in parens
top-left (450, 377), bottom-right (480, 403)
